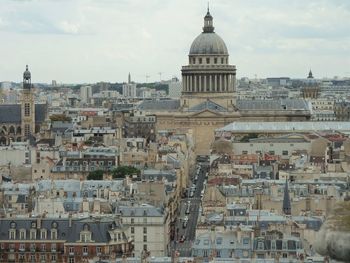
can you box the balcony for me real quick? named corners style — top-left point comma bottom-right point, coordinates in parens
top-left (69, 252), bottom-right (74, 256)
top-left (51, 248), bottom-right (56, 252)
top-left (83, 252), bottom-right (88, 256)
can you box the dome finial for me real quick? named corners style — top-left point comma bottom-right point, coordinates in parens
top-left (203, 4), bottom-right (214, 33)
top-left (308, 69), bottom-right (313, 79)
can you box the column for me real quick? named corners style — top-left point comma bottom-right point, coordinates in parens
top-left (214, 74), bottom-right (218, 92)
top-left (224, 74), bottom-right (227, 92)
top-left (209, 75), bottom-right (212, 92)
top-left (190, 75), bottom-right (193, 92)
top-left (219, 74), bottom-right (222, 92)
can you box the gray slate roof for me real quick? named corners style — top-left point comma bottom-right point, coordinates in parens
top-left (0, 104), bottom-right (47, 124)
top-left (117, 204), bottom-right (163, 217)
top-left (0, 217), bottom-right (121, 243)
top-left (237, 99), bottom-right (309, 111)
top-left (138, 99), bottom-right (180, 111)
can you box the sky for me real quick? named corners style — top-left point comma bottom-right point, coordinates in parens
top-left (0, 0), bottom-right (350, 83)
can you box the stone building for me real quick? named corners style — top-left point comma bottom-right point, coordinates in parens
top-left (139, 9), bottom-right (311, 155)
top-left (0, 216), bottom-right (132, 263)
top-left (0, 66), bottom-right (47, 145)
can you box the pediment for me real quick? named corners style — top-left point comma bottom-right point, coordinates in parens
top-left (189, 109), bottom-right (224, 117)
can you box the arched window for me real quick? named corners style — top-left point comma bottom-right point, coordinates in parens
top-left (9, 126), bottom-right (15, 134)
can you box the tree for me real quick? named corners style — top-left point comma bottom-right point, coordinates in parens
top-left (112, 166), bottom-right (140, 179)
top-left (49, 114), bottom-right (72, 122)
top-left (87, 170), bottom-right (104, 180)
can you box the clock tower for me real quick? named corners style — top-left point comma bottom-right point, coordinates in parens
top-left (21, 65), bottom-right (35, 139)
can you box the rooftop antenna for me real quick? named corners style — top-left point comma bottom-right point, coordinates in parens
top-left (158, 72), bottom-right (162, 82)
top-left (145, 75), bottom-right (150, 83)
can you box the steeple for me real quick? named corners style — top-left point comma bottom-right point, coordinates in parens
top-left (23, 65), bottom-right (32, 89)
top-left (307, 69), bottom-right (313, 79)
top-left (128, 72), bottom-right (131, 84)
top-left (282, 177), bottom-right (291, 215)
top-left (203, 4), bottom-right (214, 33)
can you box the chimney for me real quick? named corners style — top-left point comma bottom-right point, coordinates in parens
top-left (69, 213), bottom-right (72, 228)
top-left (37, 216), bottom-right (42, 229)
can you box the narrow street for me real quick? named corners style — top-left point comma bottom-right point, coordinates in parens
top-left (171, 160), bottom-right (209, 257)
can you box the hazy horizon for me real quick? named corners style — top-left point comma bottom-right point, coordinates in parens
top-left (1, 0), bottom-right (350, 83)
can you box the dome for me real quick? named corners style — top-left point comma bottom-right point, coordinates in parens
top-left (189, 32), bottom-right (228, 55)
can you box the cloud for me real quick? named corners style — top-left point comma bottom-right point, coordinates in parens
top-left (0, 0), bottom-right (349, 82)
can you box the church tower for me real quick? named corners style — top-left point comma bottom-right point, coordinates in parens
top-left (21, 65), bottom-right (35, 139)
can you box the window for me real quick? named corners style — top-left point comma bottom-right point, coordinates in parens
top-left (214, 57), bottom-right (217, 64)
top-left (20, 230), bottom-right (26, 239)
top-left (143, 235), bottom-right (147, 242)
top-left (143, 227), bottom-right (147, 234)
top-left (69, 247), bottom-right (74, 253)
top-left (216, 237), bottom-right (222, 245)
top-left (83, 246), bottom-right (88, 255)
top-left (69, 258), bottom-right (75, 263)
top-left (9, 230), bottom-right (15, 240)
top-left (221, 58), bottom-right (224, 64)
top-left (41, 229), bottom-right (47, 239)
top-left (41, 244), bottom-right (46, 252)
top-left (269, 151), bottom-right (275, 155)
top-left (242, 151), bottom-right (248, 155)
top-left (206, 57), bottom-right (210, 64)
top-left (131, 218), bottom-right (134, 224)
top-left (19, 243), bottom-right (25, 251)
top-left (243, 238), bottom-right (250, 245)
top-left (199, 58), bottom-right (202, 64)
top-left (24, 103), bottom-right (30, 116)
top-left (51, 229), bottom-right (57, 240)
top-left (51, 243), bottom-right (56, 252)
top-left (40, 254), bottom-right (46, 261)
top-left (51, 254), bottom-right (56, 261)
top-left (143, 245), bottom-right (147, 251)
top-left (216, 250), bottom-right (221, 257)
top-left (282, 150), bottom-right (288, 156)
top-left (24, 124), bottom-right (30, 136)
top-left (96, 247), bottom-right (102, 254)
top-left (130, 227), bottom-right (134, 234)
top-left (203, 250), bottom-right (208, 257)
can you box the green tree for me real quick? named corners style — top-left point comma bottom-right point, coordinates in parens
top-left (112, 166), bottom-right (140, 179)
top-left (49, 114), bottom-right (72, 122)
top-left (87, 170), bottom-right (104, 180)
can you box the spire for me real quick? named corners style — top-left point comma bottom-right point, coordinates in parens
top-left (282, 177), bottom-right (291, 215)
top-left (307, 69), bottom-right (313, 79)
top-left (23, 64), bottom-right (31, 89)
top-left (128, 72), bottom-right (131, 84)
top-left (203, 5), bottom-right (214, 33)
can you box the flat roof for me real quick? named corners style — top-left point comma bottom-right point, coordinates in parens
top-left (217, 121), bottom-right (350, 132)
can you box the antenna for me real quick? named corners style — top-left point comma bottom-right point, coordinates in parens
top-left (145, 75), bottom-right (150, 83)
top-left (158, 72), bottom-right (162, 82)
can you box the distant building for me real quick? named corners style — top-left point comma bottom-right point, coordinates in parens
top-left (123, 73), bottom-right (137, 98)
top-left (80, 86), bottom-right (92, 104)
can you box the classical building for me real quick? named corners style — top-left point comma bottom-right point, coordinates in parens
top-left (138, 9), bottom-right (311, 155)
top-left (0, 66), bottom-right (47, 145)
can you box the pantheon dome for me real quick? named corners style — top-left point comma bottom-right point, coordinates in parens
top-left (189, 10), bottom-right (228, 56)
top-left (181, 8), bottom-right (236, 96)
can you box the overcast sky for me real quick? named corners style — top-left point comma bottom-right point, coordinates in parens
top-left (1, 0), bottom-right (350, 83)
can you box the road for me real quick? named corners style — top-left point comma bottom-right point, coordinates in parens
top-left (171, 161), bottom-right (208, 257)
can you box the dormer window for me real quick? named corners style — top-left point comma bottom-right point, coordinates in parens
top-left (41, 229), bottom-right (47, 239)
top-left (9, 230), bottom-right (16, 240)
top-left (30, 229), bottom-right (36, 240)
top-left (20, 229), bottom-right (26, 240)
top-left (51, 229), bottom-right (57, 240)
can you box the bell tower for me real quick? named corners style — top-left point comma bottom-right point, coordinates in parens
top-left (21, 65), bottom-right (35, 139)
